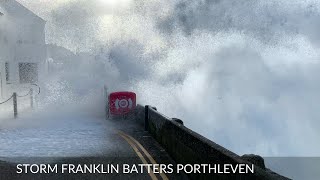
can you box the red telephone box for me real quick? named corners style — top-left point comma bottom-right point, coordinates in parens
top-left (109, 91), bottom-right (136, 116)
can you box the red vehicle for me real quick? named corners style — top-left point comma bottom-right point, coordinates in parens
top-left (106, 91), bottom-right (136, 118)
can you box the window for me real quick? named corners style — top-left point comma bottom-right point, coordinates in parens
top-left (5, 62), bottom-right (9, 82)
top-left (19, 63), bottom-right (38, 83)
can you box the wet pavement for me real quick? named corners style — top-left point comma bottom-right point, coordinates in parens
top-left (0, 108), bottom-right (188, 179)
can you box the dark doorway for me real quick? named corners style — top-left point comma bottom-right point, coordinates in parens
top-left (19, 63), bottom-right (38, 83)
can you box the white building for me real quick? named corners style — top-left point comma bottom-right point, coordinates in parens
top-left (0, 0), bottom-right (46, 98)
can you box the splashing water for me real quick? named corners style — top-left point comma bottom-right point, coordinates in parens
top-left (10, 0), bottom-right (320, 158)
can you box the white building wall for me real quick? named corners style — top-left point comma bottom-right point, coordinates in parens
top-left (0, 1), bottom-right (46, 99)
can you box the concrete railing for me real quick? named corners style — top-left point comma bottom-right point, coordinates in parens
top-left (134, 105), bottom-right (290, 180)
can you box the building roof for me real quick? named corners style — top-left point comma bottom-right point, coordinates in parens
top-left (0, 0), bottom-right (45, 23)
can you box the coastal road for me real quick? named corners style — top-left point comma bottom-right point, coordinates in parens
top-left (0, 108), bottom-right (187, 180)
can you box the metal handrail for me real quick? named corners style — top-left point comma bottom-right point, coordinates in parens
top-left (31, 83), bottom-right (40, 95)
top-left (0, 94), bottom-right (13, 105)
top-left (17, 89), bottom-right (32, 98)
top-left (0, 83), bottom-right (40, 118)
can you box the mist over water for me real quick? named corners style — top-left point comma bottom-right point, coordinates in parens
top-left (10, 0), bottom-right (320, 159)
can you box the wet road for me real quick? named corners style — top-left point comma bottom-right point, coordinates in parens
top-left (0, 108), bottom-right (187, 179)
